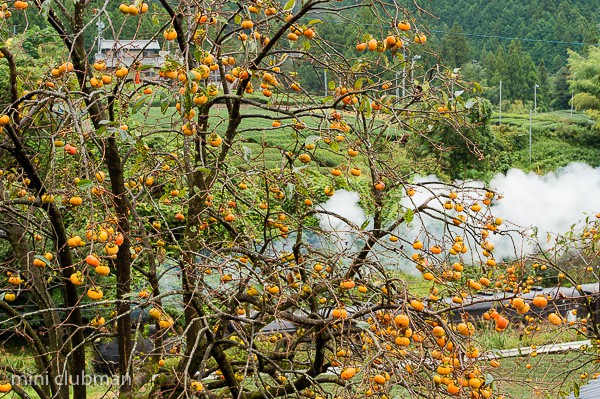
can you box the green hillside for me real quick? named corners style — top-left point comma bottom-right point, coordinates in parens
top-left (422, 0), bottom-right (600, 71)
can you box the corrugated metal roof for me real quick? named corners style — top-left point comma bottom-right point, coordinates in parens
top-left (99, 39), bottom-right (161, 51)
top-left (568, 377), bottom-right (600, 399)
top-left (100, 56), bottom-right (164, 68)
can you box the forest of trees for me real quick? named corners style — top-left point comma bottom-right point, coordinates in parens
top-left (424, 0), bottom-right (599, 71)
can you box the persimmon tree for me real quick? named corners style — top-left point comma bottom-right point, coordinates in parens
top-left (0, 1), bottom-right (597, 399)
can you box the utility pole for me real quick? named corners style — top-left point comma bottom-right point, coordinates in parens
top-left (410, 55), bottom-right (421, 93)
top-left (534, 84), bottom-right (540, 115)
top-left (395, 71), bottom-right (401, 98)
top-left (571, 91), bottom-right (574, 116)
top-left (401, 50), bottom-right (407, 98)
top-left (323, 69), bottom-right (328, 97)
top-left (499, 80), bottom-right (502, 125)
top-left (529, 109), bottom-right (533, 163)
top-left (96, 19), bottom-right (105, 56)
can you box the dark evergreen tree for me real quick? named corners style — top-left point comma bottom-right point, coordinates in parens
top-left (551, 66), bottom-right (572, 110)
top-left (438, 22), bottom-right (471, 68)
top-left (537, 59), bottom-right (549, 111)
top-left (505, 40), bottom-right (538, 102)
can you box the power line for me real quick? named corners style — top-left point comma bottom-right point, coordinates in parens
top-left (322, 19), bottom-right (593, 47)
top-left (428, 29), bottom-right (589, 47)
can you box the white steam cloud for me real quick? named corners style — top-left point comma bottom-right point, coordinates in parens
top-left (317, 163), bottom-right (600, 272)
top-left (317, 190), bottom-right (370, 251)
top-left (488, 162), bottom-right (600, 259)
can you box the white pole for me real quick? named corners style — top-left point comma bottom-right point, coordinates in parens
top-left (323, 69), bottom-right (327, 97)
top-left (534, 84), bottom-right (539, 115)
top-left (410, 55), bottom-right (421, 94)
top-left (571, 91), bottom-right (574, 116)
top-left (395, 71), bottom-right (400, 98)
top-left (529, 109), bottom-right (533, 164)
top-left (96, 20), bottom-right (105, 56)
top-left (402, 51), bottom-right (406, 97)
top-left (499, 80), bottom-right (502, 125)
top-left (410, 59), bottom-right (415, 91)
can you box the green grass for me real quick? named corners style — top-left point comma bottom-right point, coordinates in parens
top-left (491, 110), bottom-right (594, 127)
top-left (128, 103), bottom-right (406, 171)
top-left (488, 109), bottom-right (600, 173)
top-left (130, 103), bottom-right (600, 177)
top-left (470, 320), bottom-right (595, 398)
top-left (475, 322), bottom-right (584, 351)
top-left (494, 352), bottom-right (599, 399)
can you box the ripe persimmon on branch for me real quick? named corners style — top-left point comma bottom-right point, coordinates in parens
top-left (0, 1), bottom-right (597, 399)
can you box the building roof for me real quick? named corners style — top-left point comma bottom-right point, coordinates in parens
top-left (568, 377), bottom-right (600, 399)
top-left (95, 39), bottom-right (164, 68)
top-left (99, 39), bottom-right (161, 51)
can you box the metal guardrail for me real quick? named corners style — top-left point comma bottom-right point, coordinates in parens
top-left (481, 339), bottom-right (592, 360)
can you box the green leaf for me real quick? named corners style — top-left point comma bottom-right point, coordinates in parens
top-left (302, 40), bottom-right (311, 51)
top-left (243, 146), bottom-right (252, 162)
top-left (151, 14), bottom-right (160, 26)
top-left (283, 0), bottom-right (295, 11)
top-left (361, 97), bottom-right (371, 118)
top-left (354, 78), bottom-right (364, 89)
top-left (404, 208), bottom-right (413, 223)
top-left (485, 373), bottom-right (494, 385)
top-left (119, 128), bottom-right (134, 144)
top-left (304, 169), bottom-right (321, 177)
top-left (308, 19), bottom-right (323, 25)
top-left (215, 15), bottom-right (228, 24)
top-left (132, 97), bottom-right (147, 114)
top-left (159, 193), bottom-right (168, 204)
top-left (160, 96), bottom-right (170, 114)
top-left (40, 0), bottom-right (52, 19)
top-left (193, 48), bottom-right (203, 64)
top-left (285, 183), bottom-right (295, 198)
top-left (304, 135), bottom-right (321, 145)
top-left (195, 167), bottom-right (211, 174)
top-left (328, 81), bottom-right (336, 91)
top-left (96, 126), bottom-right (107, 137)
top-left (360, 219), bottom-right (370, 230)
top-left (329, 141), bottom-right (339, 152)
top-left (573, 381), bottom-right (580, 398)
top-left (34, 255), bottom-right (50, 267)
top-left (234, 14), bottom-right (242, 25)
top-left (354, 321), bottom-right (371, 330)
top-left (76, 179), bottom-right (92, 190)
